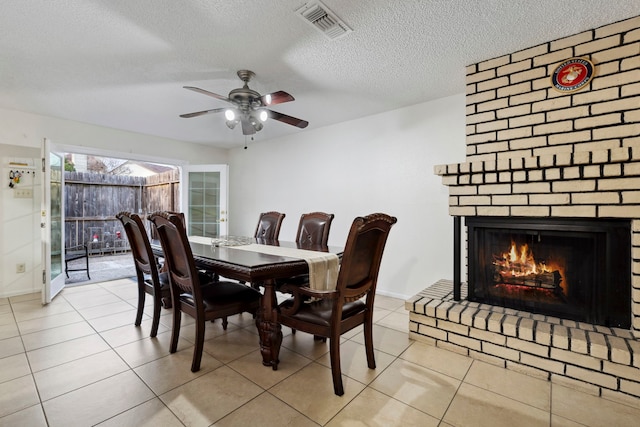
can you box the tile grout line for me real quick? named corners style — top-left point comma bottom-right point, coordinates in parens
top-left (77, 283), bottom-right (198, 425)
top-left (4, 286), bottom-right (436, 425)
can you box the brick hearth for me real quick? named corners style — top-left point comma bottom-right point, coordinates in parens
top-left (408, 280), bottom-right (640, 402)
top-left (409, 15), bottom-right (640, 403)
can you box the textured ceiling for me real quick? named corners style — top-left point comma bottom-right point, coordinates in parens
top-left (1, 0), bottom-right (639, 148)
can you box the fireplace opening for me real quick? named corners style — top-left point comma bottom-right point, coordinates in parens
top-left (467, 217), bottom-right (631, 328)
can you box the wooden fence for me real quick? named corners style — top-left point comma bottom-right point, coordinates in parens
top-left (64, 169), bottom-right (180, 254)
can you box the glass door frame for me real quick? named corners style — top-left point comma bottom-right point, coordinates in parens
top-left (180, 164), bottom-right (229, 237)
top-left (41, 138), bottom-right (66, 303)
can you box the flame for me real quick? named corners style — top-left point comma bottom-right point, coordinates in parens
top-left (492, 241), bottom-right (567, 294)
top-left (494, 241), bottom-right (552, 276)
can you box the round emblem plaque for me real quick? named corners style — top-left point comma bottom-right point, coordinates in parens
top-left (550, 57), bottom-right (595, 93)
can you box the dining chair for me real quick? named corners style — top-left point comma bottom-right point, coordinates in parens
top-left (154, 211), bottom-right (185, 272)
top-left (295, 212), bottom-right (335, 247)
top-left (149, 211), bottom-right (262, 372)
top-left (277, 213), bottom-right (397, 396)
top-left (248, 210), bottom-right (287, 288)
top-left (254, 211), bottom-right (286, 240)
top-left (150, 210), bottom-right (215, 280)
top-left (280, 212), bottom-right (335, 329)
top-left (154, 210), bottom-right (246, 328)
top-left (115, 211), bottom-right (171, 338)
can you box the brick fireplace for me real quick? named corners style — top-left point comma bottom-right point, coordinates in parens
top-left (408, 16), bottom-right (640, 402)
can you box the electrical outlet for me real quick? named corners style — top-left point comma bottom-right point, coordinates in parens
top-left (16, 263), bottom-right (26, 274)
top-left (14, 188), bottom-right (33, 198)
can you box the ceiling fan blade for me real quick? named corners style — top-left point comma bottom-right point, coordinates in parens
top-left (266, 110), bottom-right (309, 129)
top-left (183, 86), bottom-right (232, 103)
top-left (241, 117), bottom-right (256, 135)
top-left (261, 90), bottom-right (295, 106)
top-left (179, 108), bottom-right (226, 118)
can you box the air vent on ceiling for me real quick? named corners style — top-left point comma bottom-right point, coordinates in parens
top-left (296, 1), bottom-right (352, 40)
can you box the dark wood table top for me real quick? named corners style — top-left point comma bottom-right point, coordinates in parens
top-left (152, 237), bottom-right (342, 284)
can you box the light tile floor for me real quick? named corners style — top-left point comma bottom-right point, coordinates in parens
top-left (1, 278), bottom-right (640, 426)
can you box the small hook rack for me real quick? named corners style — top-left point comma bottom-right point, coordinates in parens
top-left (7, 167), bottom-right (35, 188)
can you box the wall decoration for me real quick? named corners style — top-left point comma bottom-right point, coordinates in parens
top-left (550, 57), bottom-right (595, 93)
top-left (5, 163), bottom-right (36, 188)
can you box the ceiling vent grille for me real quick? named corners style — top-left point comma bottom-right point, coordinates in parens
top-left (296, 1), bottom-right (352, 40)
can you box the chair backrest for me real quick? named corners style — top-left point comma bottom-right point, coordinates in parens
top-left (149, 211), bottom-right (202, 302)
top-left (116, 211), bottom-right (158, 280)
top-left (335, 213), bottom-right (397, 303)
top-left (150, 211), bottom-right (185, 240)
top-left (296, 212), bottom-right (335, 247)
top-left (254, 211), bottom-right (286, 240)
top-left (167, 211), bottom-right (186, 227)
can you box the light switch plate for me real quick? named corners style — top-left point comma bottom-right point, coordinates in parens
top-left (14, 188), bottom-right (33, 198)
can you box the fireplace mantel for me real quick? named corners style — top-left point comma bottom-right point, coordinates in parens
top-left (434, 145), bottom-right (640, 220)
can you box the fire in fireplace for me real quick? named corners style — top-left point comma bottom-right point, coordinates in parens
top-left (467, 217), bottom-right (631, 328)
top-left (492, 240), bottom-right (565, 296)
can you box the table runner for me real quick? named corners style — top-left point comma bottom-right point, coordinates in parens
top-left (232, 244), bottom-right (339, 291)
top-left (188, 235), bottom-right (212, 245)
top-left (188, 235), bottom-right (254, 246)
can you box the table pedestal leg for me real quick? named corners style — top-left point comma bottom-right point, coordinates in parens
top-left (256, 280), bottom-right (282, 369)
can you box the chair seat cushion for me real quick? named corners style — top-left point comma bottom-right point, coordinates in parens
top-left (276, 274), bottom-right (309, 289)
top-left (144, 271), bottom-right (171, 290)
top-left (180, 281), bottom-right (261, 311)
top-left (197, 271), bottom-right (213, 285)
top-left (159, 271), bottom-right (170, 288)
top-left (147, 271), bottom-right (212, 290)
top-left (279, 298), bottom-right (366, 327)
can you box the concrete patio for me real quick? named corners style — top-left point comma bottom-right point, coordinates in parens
top-left (64, 252), bottom-right (135, 286)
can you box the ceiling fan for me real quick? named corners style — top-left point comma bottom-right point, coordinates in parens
top-left (180, 70), bottom-right (309, 135)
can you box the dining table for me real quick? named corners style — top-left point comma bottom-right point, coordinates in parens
top-left (151, 235), bottom-right (342, 369)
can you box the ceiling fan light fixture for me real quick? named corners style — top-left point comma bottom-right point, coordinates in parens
top-left (224, 109), bottom-right (236, 121)
top-left (180, 70), bottom-right (308, 136)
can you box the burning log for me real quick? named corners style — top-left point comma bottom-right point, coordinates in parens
top-left (494, 266), bottom-right (562, 290)
top-left (492, 241), bottom-right (564, 295)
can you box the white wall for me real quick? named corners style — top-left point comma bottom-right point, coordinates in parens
top-left (228, 94), bottom-right (466, 299)
top-left (1, 145), bottom-right (41, 296)
top-left (0, 95), bottom-right (466, 299)
top-left (0, 107), bottom-right (229, 163)
top-left (0, 109), bottom-right (229, 298)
